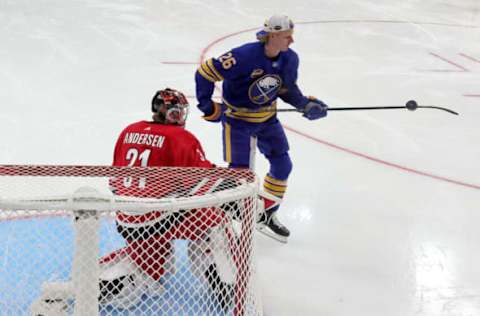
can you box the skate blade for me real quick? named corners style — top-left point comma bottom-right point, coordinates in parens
top-left (256, 225), bottom-right (288, 244)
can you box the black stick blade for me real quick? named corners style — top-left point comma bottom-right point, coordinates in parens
top-left (418, 106), bottom-right (459, 115)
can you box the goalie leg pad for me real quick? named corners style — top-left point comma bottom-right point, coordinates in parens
top-left (31, 297), bottom-right (69, 316)
top-left (126, 237), bottom-right (175, 281)
top-left (30, 281), bottom-right (74, 316)
top-left (98, 252), bottom-right (144, 309)
top-left (188, 225), bottom-right (236, 311)
top-left (188, 225), bottom-right (237, 284)
top-left (99, 245), bottom-right (169, 308)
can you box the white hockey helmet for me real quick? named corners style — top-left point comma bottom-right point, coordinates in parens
top-left (256, 15), bottom-right (294, 40)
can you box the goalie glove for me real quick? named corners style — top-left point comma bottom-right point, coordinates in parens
top-left (302, 97), bottom-right (328, 120)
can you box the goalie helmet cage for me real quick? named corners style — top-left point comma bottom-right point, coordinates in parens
top-left (0, 165), bottom-right (262, 316)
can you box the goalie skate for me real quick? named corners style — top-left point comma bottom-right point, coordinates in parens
top-left (98, 251), bottom-right (166, 309)
top-left (31, 298), bottom-right (69, 316)
top-left (30, 281), bottom-right (74, 316)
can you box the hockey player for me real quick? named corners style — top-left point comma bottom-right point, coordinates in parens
top-left (195, 14), bottom-right (328, 242)
top-left (99, 88), bottom-right (236, 310)
top-left (30, 89), bottom-right (236, 315)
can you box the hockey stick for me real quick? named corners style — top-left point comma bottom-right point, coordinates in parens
top-left (265, 100), bottom-right (459, 116)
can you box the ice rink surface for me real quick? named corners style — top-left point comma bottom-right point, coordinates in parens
top-left (1, 0), bottom-right (479, 315)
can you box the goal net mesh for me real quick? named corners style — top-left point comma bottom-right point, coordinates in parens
top-left (0, 165), bottom-right (261, 316)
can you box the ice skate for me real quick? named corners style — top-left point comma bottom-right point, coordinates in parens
top-left (257, 209), bottom-right (290, 243)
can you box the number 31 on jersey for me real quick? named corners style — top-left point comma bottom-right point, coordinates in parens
top-left (123, 148), bottom-right (151, 188)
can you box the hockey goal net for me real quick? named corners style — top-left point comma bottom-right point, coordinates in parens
top-left (0, 165), bottom-right (261, 316)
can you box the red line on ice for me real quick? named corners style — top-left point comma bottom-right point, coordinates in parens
top-left (459, 53), bottom-right (480, 64)
top-left (161, 61), bottom-right (199, 65)
top-left (428, 52), bottom-right (469, 72)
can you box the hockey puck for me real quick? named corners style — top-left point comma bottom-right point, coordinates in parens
top-left (405, 100), bottom-right (418, 111)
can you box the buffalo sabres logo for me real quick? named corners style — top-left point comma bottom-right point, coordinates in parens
top-left (248, 75), bottom-right (282, 105)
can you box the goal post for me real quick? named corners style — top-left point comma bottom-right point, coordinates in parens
top-left (0, 165), bottom-right (262, 316)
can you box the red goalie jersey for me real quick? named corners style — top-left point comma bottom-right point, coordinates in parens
top-left (113, 120), bottom-right (212, 169)
top-left (111, 120), bottom-right (214, 227)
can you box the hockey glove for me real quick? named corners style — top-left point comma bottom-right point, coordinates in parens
top-left (302, 97), bottom-right (328, 120)
top-left (201, 100), bottom-right (224, 123)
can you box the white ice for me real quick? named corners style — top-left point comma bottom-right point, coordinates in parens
top-left (1, 0), bottom-right (479, 315)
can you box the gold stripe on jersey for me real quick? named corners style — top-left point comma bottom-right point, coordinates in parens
top-left (226, 109), bottom-right (273, 118)
top-left (206, 59), bottom-right (224, 81)
top-left (225, 112), bottom-right (275, 123)
top-left (224, 99), bottom-right (277, 113)
top-left (197, 66), bottom-right (217, 82)
top-left (224, 122), bottom-right (232, 163)
top-left (201, 62), bottom-right (219, 80)
top-left (223, 99), bottom-right (277, 123)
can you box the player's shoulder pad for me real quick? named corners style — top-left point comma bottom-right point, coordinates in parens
top-left (285, 48), bottom-right (299, 63)
top-left (229, 41), bottom-right (264, 61)
top-left (177, 128), bottom-right (201, 143)
top-left (123, 120), bottom-right (147, 131)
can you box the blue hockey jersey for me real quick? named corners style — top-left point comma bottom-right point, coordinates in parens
top-left (195, 41), bottom-right (310, 123)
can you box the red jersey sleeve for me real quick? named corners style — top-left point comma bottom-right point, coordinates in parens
top-left (166, 129), bottom-right (213, 168)
top-left (112, 129), bottom-right (125, 166)
top-left (185, 137), bottom-right (214, 168)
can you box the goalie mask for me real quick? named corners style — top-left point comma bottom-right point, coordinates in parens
top-left (151, 88), bottom-right (189, 126)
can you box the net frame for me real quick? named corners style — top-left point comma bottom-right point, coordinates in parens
top-left (0, 164), bottom-right (261, 316)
